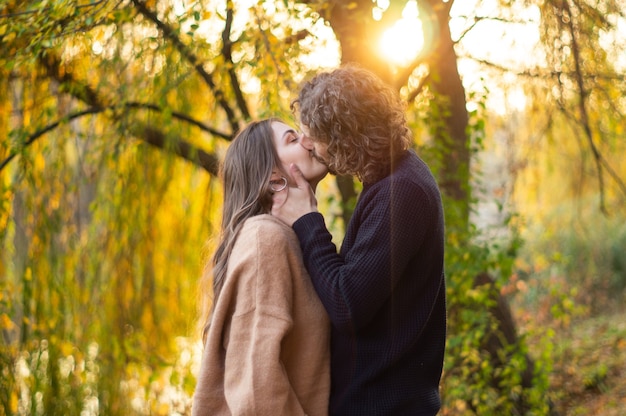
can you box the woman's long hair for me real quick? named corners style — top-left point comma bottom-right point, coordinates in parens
top-left (199, 118), bottom-right (282, 342)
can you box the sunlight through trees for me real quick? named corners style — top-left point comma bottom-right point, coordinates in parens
top-left (1, 0), bottom-right (625, 414)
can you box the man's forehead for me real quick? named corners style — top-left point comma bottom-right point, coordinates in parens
top-left (299, 124), bottom-right (313, 136)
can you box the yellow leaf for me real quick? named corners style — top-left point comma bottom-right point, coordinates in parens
top-left (3, 31), bottom-right (16, 43)
top-left (156, 402), bottom-right (170, 415)
top-left (35, 153), bottom-right (45, 171)
top-left (0, 313), bottom-right (16, 330)
top-left (10, 391), bottom-right (18, 412)
top-left (60, 341), bottom-right (74, 356)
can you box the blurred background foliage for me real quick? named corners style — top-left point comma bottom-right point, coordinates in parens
top-left (1, 0), bottom-right (625, 415)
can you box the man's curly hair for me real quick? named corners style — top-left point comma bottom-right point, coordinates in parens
top-left (291, 65), bottom-right (412, 183)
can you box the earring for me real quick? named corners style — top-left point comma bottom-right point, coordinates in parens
top-left (269, 176), bottom-right (288, 192)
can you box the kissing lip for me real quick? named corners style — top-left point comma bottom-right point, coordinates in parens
top-left (310, 150), bottom-right (327, 166)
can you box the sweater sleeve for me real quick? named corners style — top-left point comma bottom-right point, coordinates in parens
top-left (222, 220), bottom-right (308, 416)
top-left (293, 178), bottom-right (435, 331)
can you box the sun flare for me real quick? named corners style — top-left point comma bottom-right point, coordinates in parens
top-left (378, 0), bottom-right (424, 67)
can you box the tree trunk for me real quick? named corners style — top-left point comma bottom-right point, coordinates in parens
top-left (426, 0), bottom-right (470, 229)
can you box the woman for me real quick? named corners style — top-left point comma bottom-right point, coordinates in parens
top-left (192, 119), bottom-right (330, 416)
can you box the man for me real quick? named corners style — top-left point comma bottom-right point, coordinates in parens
top-left (272, 65), bottom-right (446, 416)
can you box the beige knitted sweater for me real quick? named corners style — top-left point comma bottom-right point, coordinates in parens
top-left (192, 214), bottom-right (330, 416)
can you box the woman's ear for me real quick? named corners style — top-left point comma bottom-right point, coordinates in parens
top-left (269, 177), bottom-right (288, 192)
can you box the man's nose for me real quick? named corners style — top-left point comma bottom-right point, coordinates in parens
top-left (299, 133), bottom-right (314, 151)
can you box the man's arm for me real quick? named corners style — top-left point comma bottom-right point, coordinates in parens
top-left (294, 179), bottom-right (435, 331)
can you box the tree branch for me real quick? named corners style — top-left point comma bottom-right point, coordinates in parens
top-left (1, 108), bottom-right (100, 172)
top-left (252, 7), bottom-right (294, 91)
top-left (0, 0), bottom-right (108, 19)
top-left (130, 0), bottom-right (241, 133)
top-left (136, 125), bottom-right (220, 176)
top-left (222, 0), bottom-right (250, 121)
top-left (37, 50), bottom-right (229, 172)
top-left (468, 57), bottom-right (625, 82)
top-left (406, 72), bottom-right (430, 103)
top-left (124, 102), bottom-right (231, 140)
top-left (563, 0), bottom-right (606, 214)
top-left (453, 14), bottom-right (537, 44)
top-left (41, 52), bottom-right (105, 107)
top-left (1, 104), bottom-right (228, 174)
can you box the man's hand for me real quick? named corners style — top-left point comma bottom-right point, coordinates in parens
top-left (271, 164), bottom-right (318, 227)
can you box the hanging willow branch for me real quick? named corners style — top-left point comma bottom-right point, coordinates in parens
top-left (222, 0), bottom-right (250, 121)
top-left (36, 50), bottom-right (229, 174)
top-left (560, 0), bottom-right (626, 214)
top-left (130, 0), bottom-right (241, 133)
top-left (0, 103), bottom-right (227, 175)
top-left (560, 0), bottom-right (606, 213)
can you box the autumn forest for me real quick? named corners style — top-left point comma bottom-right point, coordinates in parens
top-left (1, 0), bottom-right (625, 415)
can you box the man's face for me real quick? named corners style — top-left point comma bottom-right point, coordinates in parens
top-left (299, 124), bottom-right (330, 168)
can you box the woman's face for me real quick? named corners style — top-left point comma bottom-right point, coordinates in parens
top-left (271, 121), bottom-right (328, 189)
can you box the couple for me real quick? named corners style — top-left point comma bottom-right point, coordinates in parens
top-left (193, 66), bottom-right (447, 416)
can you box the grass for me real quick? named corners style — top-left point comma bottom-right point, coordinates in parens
top-left (532, 310), bottom-right (626, 415)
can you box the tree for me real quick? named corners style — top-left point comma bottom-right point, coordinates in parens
top-left (1, 0), bottom-right (625, 414)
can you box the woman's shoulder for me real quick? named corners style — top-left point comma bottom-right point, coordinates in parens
top-left (228, 214), bottom-right (297, 271)
top-left (231, 215), bottom-right (303, 284)
top-left (238, 215), bottom-right (298, 251)
top-left (241, 214), bottom-right (291, 235)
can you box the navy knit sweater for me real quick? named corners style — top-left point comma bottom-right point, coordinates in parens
top-left (293, 150), bottom-right (446, 416)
